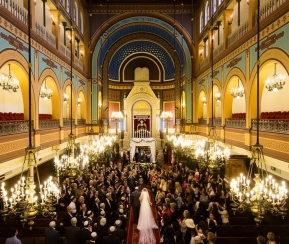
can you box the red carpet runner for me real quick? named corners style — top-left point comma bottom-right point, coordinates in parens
top-left (126, 186), bottom-right (160, 244)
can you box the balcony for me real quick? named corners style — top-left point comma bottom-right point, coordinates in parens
top-left (213, 43), bottom-right (225, 58)
top-left (228, 21), bottom-right (249, 47)
top-left (251, 119), bottom-right (289, 134)
top-left (75, 56), bottom-right (84, 70)
top-left (63, 118), bottom-right (75, 127)
top-left (198, 118), bottom-right (207, 125)
top-left (35, 22), bottom-right (56, 48)
top-left (77, 119), bottom-right (86, 125)
top-left (0, 0), bottom-right (28, 25)
top-left (39, 119), bottom-right (60, 130)
top-left (0, 120), bottom-right (33, 135)
top-left (209, 118), bottom-right (222, 127)
top-left (259, 0), bottom-right (288, 22)
top-left (60, 42), bottom-right (71, 60)
top-left (225, 119), bottom-right (246, 129)
top-left (200, 56), bottom-right (210, 70)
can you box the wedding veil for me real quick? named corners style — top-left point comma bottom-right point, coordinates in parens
top-left (137, 188), bottom-right (158, 244)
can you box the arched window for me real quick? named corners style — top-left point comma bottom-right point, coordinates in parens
top-left (212, 0), bottom-right (216, 13)
top-left (200, 11), bottom-right (204, 33)
top-left (66, 0), bottom-right (71, 13)
top-left (80, 12), bottom-right (83, 33)
top-left (74, 2), bottom-right (78, 24)
top-left (205, 1), bottom-right (210, 25)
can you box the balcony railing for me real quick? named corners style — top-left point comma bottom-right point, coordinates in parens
top-left (0, 120), bottom-right (33, 135)
top-left (75, 56), bottom-right (84, 70)
top-left (60, 42), bottom-right (71, 60)
top-left (225, 119), bottom-right (246, 129)
top-left (213, 43), bottom-right (225, 58)
top-left (0, 0), bottom-right (28, 25)
top-left (77, 119), bottom-right (86, 125)
top-left (39, 119), bottom-right (60, 130)
top-left (63, 119), bottom-right (75, 127)
top-left (228, 21), bottom-right (249, 47)
top-left (200, 56), bottom-right (210, 70)
top-left (35, 22), bottom-right (56, 48)
top-left (259, 0), bottom-right (287, 22)
top-left (198, 118), bottom-right (207, 125)
top-left (209, 118), bottom-right (222, 127)
top-left (251, 119), bottom-right (289, 134)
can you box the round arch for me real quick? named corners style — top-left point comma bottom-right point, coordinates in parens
top-left (77, 87), bottom-right (86, 120)
top-left (197, 88), bottom-right (207, 120)
top-left (207, 79), bottom-right (222, 119)
top-left (63, 80), bottom-right (77, 119)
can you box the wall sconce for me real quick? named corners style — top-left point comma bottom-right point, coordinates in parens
top-left (98, 101), bottom-right (102, 108)
top-left (247, 0), bottom-right (249, 4)
top-left (201, 97), bottom-right (207, 105)
top-left (77, 98), bottom-right (82, 106)
top-left (214, 91), bottom-right (221, 103)
top-left (51, 15), bottom-right (55, 25)
top-left (182, 101), bottom-right (186, 108)
top-left (63, 93), bottom-right (69, 103)
top-left (34, 0), bottom-right (36, 5)
top-left (228, 14), bottom-right (233, 25)
top-left (200, 49), bottom-right (203, 56)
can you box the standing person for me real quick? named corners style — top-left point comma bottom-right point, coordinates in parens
top-left (257, 235), bottom-right (267, 244)
top-left (5, 229), bottom-right (21, 244)
top-left (163, 145), bottom-right (168, 164)
top-left (131, 186), bottom-right (141, 223)
top-left (65, 217), bottom-right (81, 244)
top-left (45, 221), bottom-right (60, 244)
top-left (137, 188), bottom-right (158, 244)
top-left (266, 232), bottom-right (276, 244)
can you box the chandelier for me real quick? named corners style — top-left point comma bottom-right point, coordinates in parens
top-left (40, 79), bottom-right (53, 100)
top-left (265, 63), bottom-right (286, 92)
top-left (168, 135), bottom-right (194, 158)
top-left (229, 0), bottom-right (287, 225)
top-left (161, 111), bottom-right (173, 135)
top-left (0, 64), bottom-right (20, 92)
top-left (195, 139), bottom-right (230, 173)
top-left (214, 91), bottom-right (221, 103)
top-left (230, 79), bottom-right (245, 99)
top-left (111, 111), bottom-right (123, 139)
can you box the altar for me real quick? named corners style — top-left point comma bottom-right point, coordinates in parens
top-left (130, 138), bottom-right (156, 163)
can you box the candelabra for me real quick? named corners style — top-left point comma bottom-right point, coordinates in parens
top-left (160, 111), bottom-right (173, 135)
top-left (0, 64), bottom-right (19, 93)
top-left (111, 111), bottom-right (123, 140)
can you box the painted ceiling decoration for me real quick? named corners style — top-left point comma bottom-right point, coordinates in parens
top-left (109, 40), bottom-right (174, 81)
top-left (94, 16), bottom-right (191, 80)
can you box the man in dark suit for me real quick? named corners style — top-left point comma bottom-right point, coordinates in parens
top-left (65, 217), bottom-right (81, 244)
top-left (103, 193), bottom-right (113, 218)
top-left (45, 221), bottom-right (60, 244)
top-left (62, 206), bottom-right (73, 227)
top-left (93, 217), bottom-right (108, 244)
top-left (80, 220), bottom-right (91, 244)
top-left (130, 186), bottom-right (141, 223)
top-left (102, 226), bottom-right (121, 244)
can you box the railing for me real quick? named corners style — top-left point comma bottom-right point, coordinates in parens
top-left (213, 43), bottom-right (225, 58)
top-left (0, 120), bottom-right (33, 135)
top-left (60, 42), bottom-right (71, 60)
top-left (63, 119), bottom-right (75, 127)
top-left (39, 119), bottom-right (59, 130)
top-left (251, 119), bottom-right (289, 134)
top-left (77, 119), bottom-right (86, 125)
top-left (35, 22), bottom-right (56, 48)
top-left (225, 119), bottom-right (246, 129)
top-left (259, 0), bottom-right (287, 22)
top-left (200, 56), bottom-right (210, 70)
top-left (74, 56), bottom-right (84, 70)
top-left (198, 118), bottom-right (207, 125)
top-left (228, 21), bottom-right (249, 47)
top-left (209, 118), bottom-right (222, 127)
top-left (0, 0), bottom-right (28, 25)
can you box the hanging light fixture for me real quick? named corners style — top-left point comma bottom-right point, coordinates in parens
top-left (201, 97), bottom-right (207, 105)
top-left (64, 93), bottom-right (69, 103)
top-left (229, 0), bottom-right (287, 225)
top-left (265, 63), bottom-right (286, 92)
top-left (161, 111), bottom-right (173, 135)
top-left (214, 90), bottom-right (221, 103)
top-left (230, 79), bottom-right (245, 99)
top-left (194, 22), bottom-right (230, 175)
top-left (0, 0), bottom-right (55, 228)
top-left (111, 111), bottom-right (123, 140)
top-left (0, 64), bottom-right (20, 92)
top-left (77, 97), bottom-right (82, 106)
top-left (40, 79), bottom-right (53, 100)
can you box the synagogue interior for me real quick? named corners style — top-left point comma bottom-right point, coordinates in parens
top-left (0, 0), bottom-right (289, 243)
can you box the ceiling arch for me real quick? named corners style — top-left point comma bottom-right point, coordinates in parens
top-left (92, 16), bottom-right (191, 80)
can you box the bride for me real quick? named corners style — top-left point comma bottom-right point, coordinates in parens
top-left (137, 188), bottom-right (158, 244)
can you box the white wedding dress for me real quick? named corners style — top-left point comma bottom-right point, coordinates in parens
top-left (137, 188), bottom-right (158, 244)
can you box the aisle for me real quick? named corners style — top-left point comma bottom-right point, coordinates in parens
top-left (126, 185), bottom-right (161, 244)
